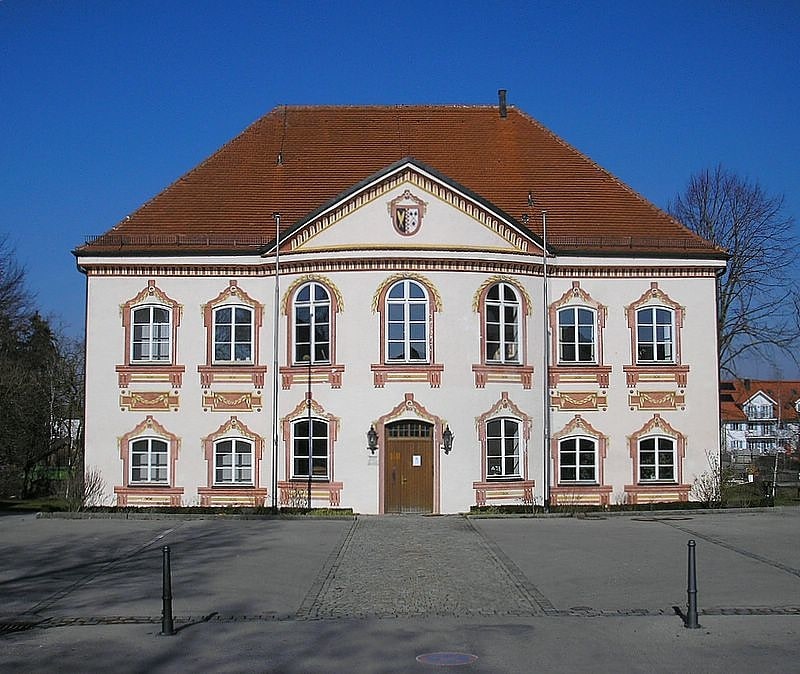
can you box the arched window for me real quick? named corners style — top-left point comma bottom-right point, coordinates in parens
top-left (129, 437), bottom-right (168, 484)
top-left (557, 306), bottom-right (596, 364)
top-left (386, 279), bottom-right (429, 362)
top-left (292, 418), bottom-right (330, 480)
top-left (486, 418), bottom-right (520, 479)
top-left (131, 306), bottom-right (172, 363)
top-left (213, 438), bottom-right (254, 485)
top-left (293, 282), bottom-right (331, 364)
top-left (485, 282), bottom-right (521, 364)
top-left (558, 437), bottom-right (597, 483)
top-left (213, 305), bottom-right (253, 363)
top-left (638, 436), bottom-right (676, 482)
top-left (636, 307), bottom-right (674, 363)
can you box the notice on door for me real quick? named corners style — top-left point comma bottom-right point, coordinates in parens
top-left (412, 454), bottom-right (422, 466)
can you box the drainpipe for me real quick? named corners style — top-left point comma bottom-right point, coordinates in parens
top-left (542, 210), bottom-right (551, 511)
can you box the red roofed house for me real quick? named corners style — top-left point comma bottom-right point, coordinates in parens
top-left (74, 95), bottom-right (727, 512)
top-left (720, 379), bottom-right (800, 479)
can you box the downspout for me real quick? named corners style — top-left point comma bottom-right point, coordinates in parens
top-left (542, 210), bottom-right (551, 511)
top-left (271, 213), bottom-right (281, 510)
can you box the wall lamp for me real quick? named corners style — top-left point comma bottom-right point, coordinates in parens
top-left (367, 424), bottom-right (378, 455)
top-left (441, 425), bottom-right (454, 454)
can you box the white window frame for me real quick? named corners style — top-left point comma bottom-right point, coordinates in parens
top-left (638, 436), bottom-right (676, 482)
top-left (212, 305), bottom-right (254, 364)
top-left (293, 281), bottom-right (331, 365)
top-left (129, 437), bottom-right (169, 484)
top-left (130, 305), bottom-right (172, 363)
top-left (636, 307), bottom-right (675, 364)
top-left (558, 437), bottom-right (598, 483)
top-left (486, 417), bottom-right (521, 479)
top-left (557, 306), bottom-right (596, 364)
top-left (213, 438), bottom-right (254, 485)
top-left (291, 418), bottom-right (330, 480)
top-left (385, 279), bottom-right (429, 363)
top-left (485, 282), bottom-right (521, 364)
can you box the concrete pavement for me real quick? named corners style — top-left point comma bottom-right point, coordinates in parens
top-left (1, 509), bottom-right (798, 673)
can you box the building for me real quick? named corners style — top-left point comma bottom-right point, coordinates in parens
top-left (74, 96), bottom-right (726, 513)
top-left (720, 379), bottom-right (800, 479)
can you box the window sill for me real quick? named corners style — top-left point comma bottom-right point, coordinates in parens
top-left (472, 479), bottom-right (534, 506)
top-left (280, 364), bottom-right (345, 389)
top-left (198, 364), bottom-right (267, 388)
top-left (371, 363), bottom-right (443, 388)
top-left (278, 480), bottom-right (343, 507)
top-left (623, 364), bottom-right (689, 387)
top-left (472, 364), bottom-right (534, 389)
top-left (116, 364), bottom-right (185, 388)
top-left (197, 486), bottom-right (267, 507)
top-left (548, 365), bottom-right (611, 388)
top-left (550, 484), bottom-right (612, 506)
top-left (623, 483), bottom-right (690, 505)
top-left (114, 485), bottom-right (184, 507)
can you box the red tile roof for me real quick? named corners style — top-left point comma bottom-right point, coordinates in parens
top-left (720, 379), bottom-right (800, 421)
top-left (75, 105), bottom-right (726, 258)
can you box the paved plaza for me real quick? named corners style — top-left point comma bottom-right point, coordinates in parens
top-left (1, 509), bottom-right (798, 672)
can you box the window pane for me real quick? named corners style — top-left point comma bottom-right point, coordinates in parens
top-left (216, 307), bottom-right (231, 324)
top-left (409, 304), bottom-right (426, 321)
top-left (408, 282), bottom-right (425, 299)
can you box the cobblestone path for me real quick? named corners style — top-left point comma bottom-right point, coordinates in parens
top-left (297, 515), bottom-right (555, 620)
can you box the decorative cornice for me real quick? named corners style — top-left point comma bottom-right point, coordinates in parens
top-left (82, 260), bottom-right (721, 279)
top-left (472, 275), bottom-right (533, 315)
top-left (280, 274), bottom-right (344, 315)
top-left (289, 167), bottom-right (533, 253)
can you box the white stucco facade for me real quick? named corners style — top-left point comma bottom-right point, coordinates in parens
top-left (78, 168), bottom-right (724, 513)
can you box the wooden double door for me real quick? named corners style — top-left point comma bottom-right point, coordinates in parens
top-left (384, 421), bottom-right (434, 514)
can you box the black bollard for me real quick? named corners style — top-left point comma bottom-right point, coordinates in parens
top-left (161, 545), bottom-right (176, 636)
top-left (685, 539), bottom-right (700, 629)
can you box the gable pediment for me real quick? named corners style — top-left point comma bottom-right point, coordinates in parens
top-left (284, 160), bottom-right (542, 255)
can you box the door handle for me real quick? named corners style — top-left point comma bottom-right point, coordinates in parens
top-left (401, 477), bottom-right (408, 484)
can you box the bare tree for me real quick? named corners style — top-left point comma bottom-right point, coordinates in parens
top-left (668, 166), bottom-right (799, 376)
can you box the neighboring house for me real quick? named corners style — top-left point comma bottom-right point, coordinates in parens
top-left (720, 379), bottom-right (800, 479)
top-left (73, 96), bottom-right (726, 513)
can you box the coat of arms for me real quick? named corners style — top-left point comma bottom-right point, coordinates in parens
top-left (388, 190), bottom-right (427, 236)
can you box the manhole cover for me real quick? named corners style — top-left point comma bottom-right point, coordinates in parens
top-left (416, 652), bottom-right (479, 666)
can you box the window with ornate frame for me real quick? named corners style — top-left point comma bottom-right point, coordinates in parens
top-left (550, 415), bottom-right (611, 506)
top-left (279, 276), bottom-right (345, 389)
top-left (548, 281), bottom-right (610, 389)
top-left (623, 282), bottom-right (688, 388)
top-left (198, 280), bottom-right (267, 388)
top-left (486, 418), bottom-right (521, 479)
top-left (624, 414), bottom-right (690, 504)
top-left (130, 437), bottom-right (169, 484)
top-left (291, 417), bottom-right (330, 480)
top-left (472, 277), bottom-right (534, 389)
top-left (113, 416), bottom-right (183, 506)
top-left (198, 416), bottom-right (267, 506)
top-left (371, 275), bottom-right (443, 387)
top-left (117, 280), bottom-right (184, 388)
top-left (472, 392), bottom-right (535, 506)
top-left (213, 438), bottom-right (254, 485)
top-left (278, 396), bottom-right (343, 507)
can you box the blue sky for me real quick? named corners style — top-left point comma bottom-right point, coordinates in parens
top-left (2, 1), bottom-right (798, 375)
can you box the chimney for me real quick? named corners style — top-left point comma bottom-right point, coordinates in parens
top-left (498, 89), bottom-right (507, 118)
